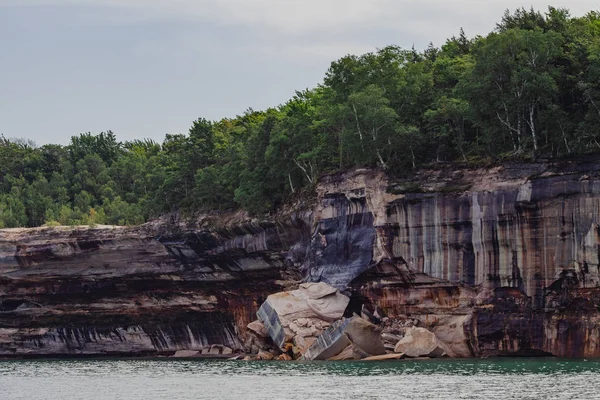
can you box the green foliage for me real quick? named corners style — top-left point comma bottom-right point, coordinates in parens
top-left (346, 85), bottom-right (400, 168)
top-left (43, 220), bottom-right (61, 227)
top-left (2, 6), bottom-right (600, 227)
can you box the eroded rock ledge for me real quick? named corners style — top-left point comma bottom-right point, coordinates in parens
top-left (2, 158), bottom-right (600, 358)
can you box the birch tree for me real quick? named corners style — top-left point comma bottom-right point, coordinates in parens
top-left (347, 85), bottom-right (399, 169)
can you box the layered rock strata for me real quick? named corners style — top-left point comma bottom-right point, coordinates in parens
top-left (1, 158), bottom-right (600, 357)
top-left (0, 220), bottom-right (306, 356)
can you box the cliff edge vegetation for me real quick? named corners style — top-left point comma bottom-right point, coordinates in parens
top-left (2, 7), bottom-right (600, 227)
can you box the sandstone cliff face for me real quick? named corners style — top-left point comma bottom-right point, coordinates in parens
top-left (317, 159), bottom-right (600, 358)
top-left (0, 220), bottom-right (307, 356)
top-left (1, 158), bottom-right (600, 358)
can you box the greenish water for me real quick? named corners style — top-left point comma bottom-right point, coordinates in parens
top-left (1, 358), bottom-right (599, 399)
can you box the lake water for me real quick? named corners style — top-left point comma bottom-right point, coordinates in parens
top-left (1, 358), bottom-right (599, 399)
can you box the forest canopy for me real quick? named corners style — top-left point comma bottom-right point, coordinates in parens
top-left (2, 7), bottom-right (600, 228)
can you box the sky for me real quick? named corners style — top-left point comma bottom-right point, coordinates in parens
top-left (1, 1), bottom-right (599, 145)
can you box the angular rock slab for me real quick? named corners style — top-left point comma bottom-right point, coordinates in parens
top-left (257, 282), bottom-right (349, 348)
top-left (362, 353), bottom-right (406, 361)
top-left (394, 327), bottom-right (452, 358)
top-left (302, 316), bottom-right (386, 361)
top-left (247, 320), bottom-right (269, 338)
top-left (171, 350), bottom-right (200, 358)
top-left (301, 319), bottom-right (352, 360)
top-left (327, 344), bottom-right (364, 361)
top-left (344, 316), bottom-right (386, 356)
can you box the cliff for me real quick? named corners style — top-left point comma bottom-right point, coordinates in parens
top-left (0, 220), bottom-right (306, 356)
top-left (1, 158), bottom-right (600, 358)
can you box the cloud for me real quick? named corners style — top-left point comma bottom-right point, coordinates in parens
top-left (4, 0), bottom-right (600, 62)
top-left (5, 0), bottom-right (600, 70)
top-left (1, 0), bottom-right (393, 32)
top-left (4, 0), bottom-right (599, 50)
top-left (2, 0), bottom-right (600, 144)
top-left (4, 1), bottom-right (595, 33)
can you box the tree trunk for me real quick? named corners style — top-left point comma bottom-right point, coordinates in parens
top-left (339, 127), bottom-right (344, 170)
top-left (497, 106), bottom-right (520, 152)
top-left (293, 159), bottom-right (313, 184)
top-left (516, 115), bottom-right (522, 153)
top-left (371, 127), bottom-right (387, 170)
top-left (376, 148), bottom-right (387, 170)
top-left (527, 104), bottom-right (538, 151)
top-left (558, 120), bottom-right (571, 154)
top-left (351, 104), bottom-right (365, 153)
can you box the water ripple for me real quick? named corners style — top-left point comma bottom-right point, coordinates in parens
top-left (0, 358), bottom-right (599, 399)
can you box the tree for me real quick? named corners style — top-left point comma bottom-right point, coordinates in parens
top-left (347, 85), bottom-right (399, 169)
top-left (497, 7), bottom-right (546, 32)
top-left (425, 96), bottom-right (471, 161)
top-left (2, 6), bottom-right (600, 226)
top-left (69, 131), bottom-right (122, 166)
top-left (462, 28), bottom-right (561, 153)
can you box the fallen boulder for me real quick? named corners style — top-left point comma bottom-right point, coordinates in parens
top-left (293, 335), bottom-right (317, 354)
top-left (326, 344), bottom-right (367, 361)
top-left (206, 344), bottom-right (233, 355)
top-left (362, 353), bottom-right (405, 361)
top-left (256, 282), bottom-right (349, 349)
top-left (301, 319), bottom-right (351, 360)
top-left (302, 316), bottom-right (386, 361)
top-left (345, 316), bottom-right (386, 356)
top-left (247, 320), bottom-right (269, 338)
top-left (257, 350), bottom-right (276, 360)
top-left (327, 345), bottom-right (355, 361)
top-left (382, 333), bottom-right (403, 352)
top-left (382, 332), bottom-right (403, 344)
top-left (394, 327), bottom-right (451, 358)
top-left (171, 350), bottom-right (200, 358)
top-left (424, 314), bottom-right (473, 358)
top-left (245, 320), bottom-right (279, 355)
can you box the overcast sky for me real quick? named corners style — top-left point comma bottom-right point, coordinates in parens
top-left (1, 1), bottom-right (598, 145)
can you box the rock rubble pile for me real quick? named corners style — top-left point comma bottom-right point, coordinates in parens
top-left (245, 282), bottom-right (454, 361)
